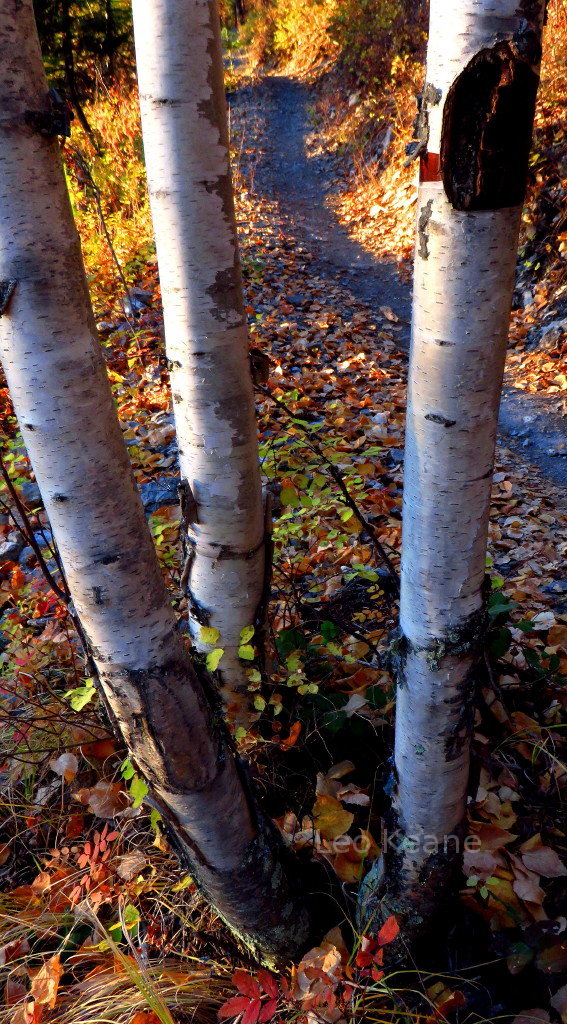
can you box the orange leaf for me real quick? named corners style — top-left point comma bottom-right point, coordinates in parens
top-left (281, 721), bottom-right (302, 751)
top-left (377, 915), bottom-right (399, 946)
top-left (30, 954), bottom-right (63, 1010)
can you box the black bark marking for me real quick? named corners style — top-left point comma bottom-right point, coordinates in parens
top-left (92, 586), bottom-right (105, 605)
top-left (0, 280), bottom-right (17, 316)
top-left (425, 412), bottom-right (456, 427)
top-left (53, 493), bottom-right (68, 502)
top-left (405, 83), bottom-right (442, 165)
top-left (418, 199), bottom-right (433, 259)
top-left (440, 34), bottom-right (540, 210)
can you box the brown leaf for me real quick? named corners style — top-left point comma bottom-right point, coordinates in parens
top-left (116, 851), bottom-right (147, 881)
top-left (520, 840), bottom-right (567, 878)
top-left (470, 821), bottom-right (518, 850)
top-left (511, 1011), bottom-right (549, 1024)
top-left (74, 781), bottom-right (128, 818)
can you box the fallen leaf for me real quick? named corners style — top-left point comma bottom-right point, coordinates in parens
top-left (512, 1012), bottom-right (550, 1024)
top-left (312, 794), bottom-right (354, 840)
top-left (551, 983), bottom-right (567, 1023)
top-left (74, 781), bottom-right (128, 818)
top-left (50, 752), bottom-right (79, 783)
top-left (522, 845), bottom-right (567, 878)
top-left (116, 851), bottom-right (147, 880)
top-left (30, 954), bottom-right (63, 1010)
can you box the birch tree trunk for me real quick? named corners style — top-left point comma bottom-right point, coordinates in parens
top-left (0, 0), bottom-right (317, 966)
top-left (132, 0), bottom-right (265, 716)
top-left (361, 0), bottom-right (545, 930)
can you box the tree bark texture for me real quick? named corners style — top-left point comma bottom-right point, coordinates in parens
top-left (132, 0), bottom-right (266, 716)
top-left (360, 0), bottom-right (545, 931)
top-left (0, 0), bottom-right (316, 965)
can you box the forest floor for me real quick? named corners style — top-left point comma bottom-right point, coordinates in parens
top-left (0, 48), bottom-right (566, 1024)
top-left (230, 68), bottom-right (567, 497)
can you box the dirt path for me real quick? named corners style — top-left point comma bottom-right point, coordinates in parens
top-left (234, 72), bottom-right (567, 501)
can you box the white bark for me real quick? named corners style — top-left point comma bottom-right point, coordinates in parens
top-left (392, 0), bottom-right (545, 889)
top-left (0, 0), bottom-right (313, 964)
top-left (132, 0), bottom-right (265, 712)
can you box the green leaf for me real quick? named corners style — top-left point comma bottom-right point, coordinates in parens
top-left (150, 808), bottom-right (162, 835)
top-left (123, 904), bottom-right (140, 932)
top-left (489, 627), bottom-right (512, 658)
top-left (253, 695), bottom-right (266, 711)
top-left (240, 625), bottom-right (255, 643)
top-left (65, 677), bottom-right (96, 711)
top-left (200, 626), bottom-right (220, 646)
top-left (121, 757), bottom-right (135, 781)
top-left (321, 620), bottom-right (338, 641)
top-left (488, 592), bottom-right (518, 618)
top-left (524, 647), bottom-right (542, 669)
top-left (280, 486), bottom-right (299, 507)
top-left (129, 774), bottom-right (148, 809)
top-left (206, 648), bottom-right (224, 672)
top-left (238, 644), bottom-right (255, 661)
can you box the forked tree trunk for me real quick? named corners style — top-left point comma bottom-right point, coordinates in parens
top-left (0, 0), bottom-right (317, 966)
top-left (132, 0), bottom-right (265, 716)
top-left (360, 0), bottom-right (545, 930)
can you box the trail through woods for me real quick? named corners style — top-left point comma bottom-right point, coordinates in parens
top-left (231, 71), bottom-right (567, 500)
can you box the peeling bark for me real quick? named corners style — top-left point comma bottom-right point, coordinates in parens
top-left (0, 0), bottom-right (324, 965)
top-left (132, 0), bottom-right (266, 716)
top-left (359, 0), bottom-right (545, 934)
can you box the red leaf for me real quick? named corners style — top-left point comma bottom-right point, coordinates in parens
top-left (257, 970), bottom-right (278, 999)
top-left (233, 971), bottom-right (262, 1000)
top-left (259, 999), bottom-right (278, 1023)
top-left (371, 966), bottom-right (385, 983)
top-left (218, 996), bottom-right (251, 1020)
top-left (242, 998), bottom-right (262, 1024)
top-left (377, 915), bottom-right (399, 946)
top-left (355, 948), bottom-right (374, 968)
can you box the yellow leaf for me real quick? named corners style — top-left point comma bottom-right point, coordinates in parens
top-left (206, 648), bottom-right (224, 672)
top-left (312, 794), bottom-right (354, 840)
top-left (200, 626), bottom-right (220, 646)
